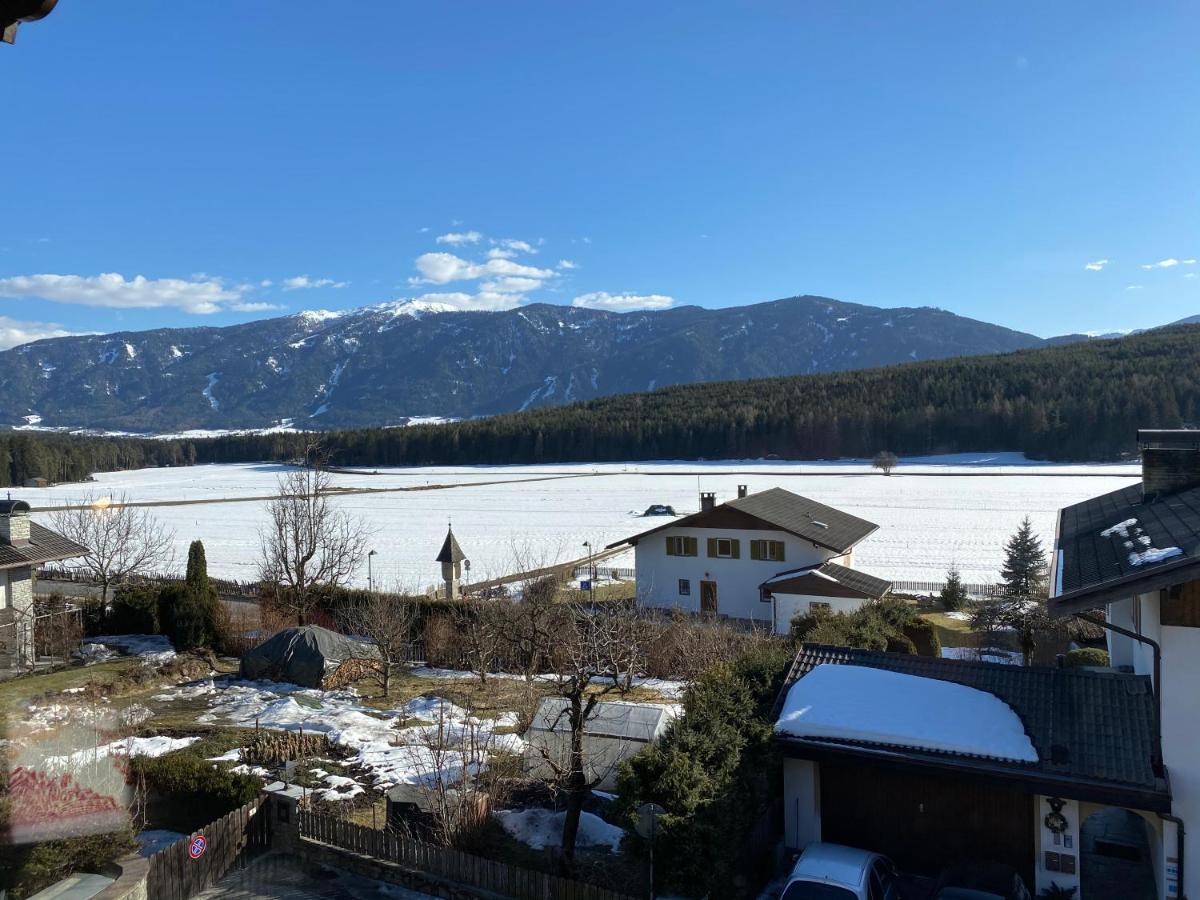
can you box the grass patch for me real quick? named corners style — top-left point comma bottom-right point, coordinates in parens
top-left (0, 658), bottom-right (143, 716)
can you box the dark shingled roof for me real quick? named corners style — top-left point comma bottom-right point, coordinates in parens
top-left (0, 522), bottom-right (89, 570)
top-left (1051, 481), bottom-right (1200, 611)
top-left (775, 645), bottom-right (1167, 808)
top-left (761, 561), bottom-right (892, 599)
top-left (609, 487), bottom-right (877, 554)
top-left (435, 527), bottom-right (466, 564)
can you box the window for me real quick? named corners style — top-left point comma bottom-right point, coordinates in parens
top-left (750, 539), bottom-right (786, 561)
top-left (1162, 581), bottom-right (1200, 628)
top-left (706, 537), bottom-right (740, 559)
top-left (809, 601), bottom-right (831, 613)
top-left (665, 535), bottom-right (698, 557)
top-left (678, 578), bottom-right (691, 596)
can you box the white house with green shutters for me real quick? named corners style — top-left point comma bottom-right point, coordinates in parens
top-left (608, 486), bottom-right (891, 632)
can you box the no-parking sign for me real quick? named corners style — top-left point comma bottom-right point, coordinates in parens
top-left (189, 835), bottom-right (207, 860)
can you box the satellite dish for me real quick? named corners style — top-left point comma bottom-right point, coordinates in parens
top-left (635, 802), bottom-right (666, 841)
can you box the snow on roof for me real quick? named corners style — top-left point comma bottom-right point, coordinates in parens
top-left (775, 664), bottom-right (1038, 764)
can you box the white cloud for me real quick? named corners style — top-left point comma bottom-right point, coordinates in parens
top-left (1126, 284), bottom-right (1144, 291)
top-left (1084, 259), bottom-right (1108, 271)
top-left (259, 279), bottom-right (273, 288)
top-left (1185, 273), bottom-right (1197, 280)
top-left (571, 291), bottom-right (675, 312)
top-left (487, 247), bottom-right (517, 260)
top-left (1184, 259), bottom-right (1197, 265)
top-left (0, 272), bottom-right (244, 314)
top-left (436, 230), bottom-right (483, 246)
top-left (0, 315), bottom-right (86, 349)
top-left (282, 275), bottom-right (349, 291)
top-left (498, 238), bottom-right (535, 254)
top-left (557, 259), bottom-right (578, 270)
top-left (1142, 258), bottom-right (1180, 269)
top-left (481, 276), bottom-right (544, 294)
top-left (411, 252), bottom-right (554, 286)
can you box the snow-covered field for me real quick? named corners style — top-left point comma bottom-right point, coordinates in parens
top-left (17, 453), bottom-right (1138, 587)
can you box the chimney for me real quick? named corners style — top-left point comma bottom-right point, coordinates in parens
top-left (737, 484), bottom-right (749, 499)
top-left (0, 500), bottom-right (31, 546)
top-left (700, 492), bottom-right (716, 513)
top-left (1138, 429), bottom-right (1200, 500)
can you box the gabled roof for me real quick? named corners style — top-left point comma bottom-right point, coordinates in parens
top-left (0, 522), bottom-right (89, 571)
top-left (607, 487), bottom-right (877, 554)
top-left (773, 645), bottom-right (1168, 810)
top-left (1050, 481), bottom-right (1200, 613)
top-left (435, 527), bottom-right (465, 564)
top-left (762, 561), bottom-right (892, 599)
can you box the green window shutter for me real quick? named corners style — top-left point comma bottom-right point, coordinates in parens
top-left (749, 541), bottom-right (761, 560)
top-left (775, 541), bottom-right (785, 562)
top-left (707, 537), bottom-right (718, 558)
top-left (730, 539), bottom-right (740, 559)
top-left (665, 536), bottom-right (675, 556)
top-left (685, 536), bottom-right (698, 557)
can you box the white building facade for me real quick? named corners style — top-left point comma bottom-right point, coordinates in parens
top-left (612, 486), bottom-right (889, 630)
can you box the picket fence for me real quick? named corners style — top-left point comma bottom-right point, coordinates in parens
top-left (146, 799), bottom-right (270, 900)
top-left (299, 810), bottom-right (636, 900)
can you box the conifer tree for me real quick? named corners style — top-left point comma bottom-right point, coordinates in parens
top-left (162, 540), bottom-right (219, 650)
top-left (1000, 516), bottom-right (1047, 599)
top-left (939, 565), bottom-right (969, 612)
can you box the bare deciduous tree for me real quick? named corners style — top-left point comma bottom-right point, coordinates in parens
top-left (452, 600), bottom-right (506, 685)
top-left (336, 593), bottom-right (416, 697)
top-left (532, 596), bottom-right (647, 863)
top-left (258, 452), bottom-right (370, 625)
top-left (872, 450), bottom-right (899, 475)
top-left (51, 493), bottom-right (176, 603)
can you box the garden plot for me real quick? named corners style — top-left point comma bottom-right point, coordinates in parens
top-left (18, 453), bottom-right (1138, 589)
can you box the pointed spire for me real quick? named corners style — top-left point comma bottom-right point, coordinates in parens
top-left (436, 523), bottom-right (465, 563)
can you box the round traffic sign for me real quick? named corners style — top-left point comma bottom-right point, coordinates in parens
top-left (189, 835), bottom-right (207, 860)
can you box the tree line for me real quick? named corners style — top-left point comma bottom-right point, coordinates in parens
top-left (8, 326), bottom-right (1200, 478)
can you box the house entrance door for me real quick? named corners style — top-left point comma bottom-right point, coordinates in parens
top-left (700, 580), bottom-right (718, 614)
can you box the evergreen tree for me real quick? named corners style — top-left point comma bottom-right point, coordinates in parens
top-left (162, 540), bottom-right (219, 650)
top-left (999, 517), bottom-right (1047, 599)
top-left (939, 565), bottom-right (969, 612)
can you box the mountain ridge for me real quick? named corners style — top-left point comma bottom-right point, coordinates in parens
top-left (0, 294), bottom-right (1057, 432)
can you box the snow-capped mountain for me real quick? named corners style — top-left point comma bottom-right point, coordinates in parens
top-left (0, 295), bottom-right (1047, 432)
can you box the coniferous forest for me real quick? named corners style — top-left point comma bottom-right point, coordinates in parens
top-left (3, 326), bottom-right (1197, 483)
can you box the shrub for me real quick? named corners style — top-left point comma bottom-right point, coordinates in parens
top-left (902, 618), bottom-right (941, 658)
top-left (424, 613), bottom-right (465, 667)
top-left (130, 753), bottom-right (260, 830)
top-left (107, 585), bottom-right (160, 634)
top-left (0, 829), bottom-right (136, 899)
top-left (1065, 647), bottom-right (1110, 668)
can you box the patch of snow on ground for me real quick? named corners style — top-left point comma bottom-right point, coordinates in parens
top-left (82, 634), bottom-right (177, 665)
top-left (47, 735), bottom-right (201, 771)
top-left (190, 678), bottom-right (523, 791)
top-left (18, 456), bottom-right (1139, 588)
top-left (494, 808), bottom-right (624, 852)
top-left (776, 664), bottom-right (1037, 762)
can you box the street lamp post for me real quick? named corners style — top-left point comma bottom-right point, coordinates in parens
top-left (367, 549), bottom-right (377, 593)
top-left (582, 541), bottom-right (595, 605)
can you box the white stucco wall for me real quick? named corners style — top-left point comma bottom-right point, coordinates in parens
top-left (771, 592), bottom-right (868, 635)
top-left (783, 758), bottom-right (821, 850)
top-left (0, 570), bottom-right (9, 610)
top-left (1109, 591), bottom-right (1195, 900)
top-left (634, 526), bottom-right (834, 622)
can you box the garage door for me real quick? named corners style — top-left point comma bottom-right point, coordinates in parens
top-left (819, 760), bottom-right (1035, 884)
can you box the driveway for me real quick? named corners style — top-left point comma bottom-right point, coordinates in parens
top-left (195, 853), bottom-right (438, 899)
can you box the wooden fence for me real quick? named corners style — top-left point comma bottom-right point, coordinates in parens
top-left (147, 799), bottom-right (270, 900)
top-left (890, 579), bottom-right (1002, 599)
top-left (299, 810), bottom-right (636, 900)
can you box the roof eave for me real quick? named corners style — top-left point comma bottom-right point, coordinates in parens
top-left (775, 735), bottom-right (1172, 813)
top-left (1050, 556), bottom-right (1200, 616)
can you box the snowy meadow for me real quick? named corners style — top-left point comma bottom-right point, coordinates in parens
top-left (16, 454), bottom-right (1137, 589)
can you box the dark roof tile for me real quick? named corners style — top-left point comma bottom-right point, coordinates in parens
top-left (0, 522), bottom-right (89, 569)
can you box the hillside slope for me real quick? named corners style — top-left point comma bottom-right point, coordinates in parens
top-left (0, 295), bottom-right (1043, 432)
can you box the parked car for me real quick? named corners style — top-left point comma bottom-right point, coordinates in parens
top-left (931, 861), bottom-right (1032, 900)
top-left (781, 843), bottom-right (902, 900)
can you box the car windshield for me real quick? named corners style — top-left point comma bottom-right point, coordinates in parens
top-left (782, 882), bottom-right (859, 900)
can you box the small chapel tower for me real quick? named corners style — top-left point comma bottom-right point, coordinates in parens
top-left (436, 524), bottom-right (466, 600)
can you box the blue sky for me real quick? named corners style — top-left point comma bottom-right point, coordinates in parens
top-left (1, 1), bottom-right (1197, 346)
